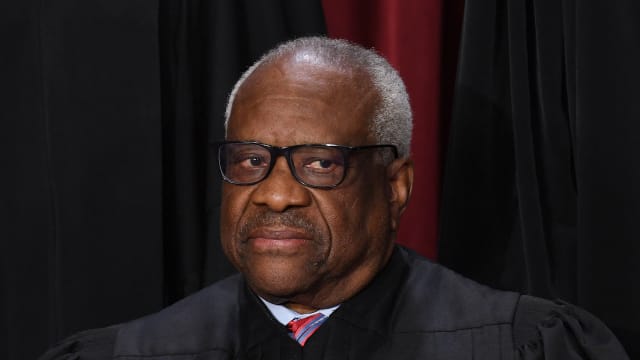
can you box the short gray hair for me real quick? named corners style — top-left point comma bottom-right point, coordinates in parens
top-left (224, 37), bottom-right (413, 158)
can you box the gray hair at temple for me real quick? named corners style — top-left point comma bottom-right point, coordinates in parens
top-left (224, 36), bottom-right (413, 158)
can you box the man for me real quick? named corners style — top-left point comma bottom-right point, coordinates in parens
top-left (42, 37), bottom-right (628, 359)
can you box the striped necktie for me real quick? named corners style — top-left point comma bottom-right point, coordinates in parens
top-left (286, 313), bottom-right (327, 346)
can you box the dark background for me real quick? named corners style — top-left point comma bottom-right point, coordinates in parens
top-left (2, 0), bottom-right (638, 359)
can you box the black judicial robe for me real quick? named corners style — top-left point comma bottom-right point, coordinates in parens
top-left (40, 247), bottom-right (629, 359)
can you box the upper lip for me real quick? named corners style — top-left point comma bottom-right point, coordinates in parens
top-left (248, 227), bottom-right (312, 240)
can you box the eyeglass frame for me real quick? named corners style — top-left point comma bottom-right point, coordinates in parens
top-left (214, 141), bottom-right (399, 189)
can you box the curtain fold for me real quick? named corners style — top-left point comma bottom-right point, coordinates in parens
top-left (439, 0), bottom-right (640, 356)
top-left (2, 1), bottom-right (165, 359)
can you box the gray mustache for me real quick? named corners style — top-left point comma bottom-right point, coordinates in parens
top-left (238, 211), bottom-right (321, 240)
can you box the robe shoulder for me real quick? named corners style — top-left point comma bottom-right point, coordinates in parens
top-left (114, 273), bottom-right (242, 357)
top-left (395, 247), bottom-right (629, 359)
top-left (514, 295), bottom-right (630, 359)
top-left (38, 325), bottom-right (119, 360)
top-left (394, 246), bottom-right (521, 332)
top-left (38, 274), bottom-right (244, 360)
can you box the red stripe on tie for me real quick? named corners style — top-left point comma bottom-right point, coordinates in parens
top-left (286, 313), bottom-right (327, 346)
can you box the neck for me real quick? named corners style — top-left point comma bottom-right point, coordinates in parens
top-left (285, 302), bottom-right (318, 314)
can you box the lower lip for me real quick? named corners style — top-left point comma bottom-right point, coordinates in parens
top-left (248, 237), bottom-right (309, 253)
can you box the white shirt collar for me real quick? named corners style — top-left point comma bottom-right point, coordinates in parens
top-left (259, 297), bottom-right (340, 326)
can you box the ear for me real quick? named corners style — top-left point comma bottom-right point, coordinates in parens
top-left (386, 158), bottom-right (414, 232)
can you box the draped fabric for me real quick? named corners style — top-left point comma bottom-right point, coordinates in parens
top-left (39, 247), bottom-right (630, 360)
top-left (2, 2), bottom-right (164, 359)
top-left (438, 0), bottom-right (640, 356)
top-left (1, 1), bottom-right (325, 359)
top-left (321, 0), bottom-right (464, 259)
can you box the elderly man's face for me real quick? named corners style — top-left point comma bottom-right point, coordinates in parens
top-left (221, 57), bottom-right (410, 311)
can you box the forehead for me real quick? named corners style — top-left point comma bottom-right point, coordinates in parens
top-left (227, 56), bottom-right (379, 146)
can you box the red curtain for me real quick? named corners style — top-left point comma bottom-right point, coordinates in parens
top-left (322, 0), bottom-right (462, 259)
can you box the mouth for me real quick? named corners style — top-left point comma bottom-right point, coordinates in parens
top-left (246, 227), bottom-right (313, 253)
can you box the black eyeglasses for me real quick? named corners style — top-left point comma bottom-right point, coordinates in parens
top-left (215, 141), bottom-right (398, 189)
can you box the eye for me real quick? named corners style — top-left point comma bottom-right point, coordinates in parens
top-left (245, 155), bottom-right (268, 168)
top-left (248, 156), bottom-right (263, 167)
top-left (293, 146), bottom-right (346, 179)
top-left (302, 157), bottom-right (344, 174)
top-left (308, 159), bottom-right (336, 170)
top-left (233, 153), bottom-right (269, 169)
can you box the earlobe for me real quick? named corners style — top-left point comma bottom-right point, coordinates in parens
top-left (387, 158), bottom-right (414, 231)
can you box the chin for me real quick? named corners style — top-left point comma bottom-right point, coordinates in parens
top-left (253, 285), bottom-right (303, 304)
top-left (247, 273), bottom-right (315, 302)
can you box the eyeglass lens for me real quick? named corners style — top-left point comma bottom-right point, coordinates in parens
top-left (219, 143), bottom-right (347, 187)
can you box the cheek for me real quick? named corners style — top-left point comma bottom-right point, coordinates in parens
top-left (320, 181), bottom-right (391, 257)
top-left (220, 185), bottom-right (251, 261)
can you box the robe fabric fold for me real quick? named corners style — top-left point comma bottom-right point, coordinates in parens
top-left (39, 246), bottom-right (629, 359)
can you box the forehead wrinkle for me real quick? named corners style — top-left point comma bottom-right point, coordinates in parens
top-left (238, 94), bottom-right (330, 112)
top-left (235, 102), bottom-right (375, 144)
top-left (228, 101), bottom-right (317, 144)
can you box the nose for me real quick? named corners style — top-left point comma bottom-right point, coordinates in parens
top-left (250, 156), bottom-right (312, 212)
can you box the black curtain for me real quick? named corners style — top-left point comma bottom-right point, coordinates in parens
top-left (439, 0), bottom-right (640, 357)
top-left (1, 1), bottom-right (325, 359)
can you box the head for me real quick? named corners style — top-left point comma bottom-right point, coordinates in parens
top-left (219, 37), bottom-right (413, 312)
